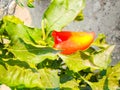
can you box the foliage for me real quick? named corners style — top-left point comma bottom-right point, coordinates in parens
top-left (0, 0), bottom-right (119, 90)
top-left (16, 0), bottom-right (34, 8)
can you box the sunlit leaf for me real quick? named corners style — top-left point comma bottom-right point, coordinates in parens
top-left (75, 10), bottom-right (84, 21)
top-left (16, 0), bottom-right (34, 7)
top-left (60, 79), bottom-right (79, 90)
top-left (59, 52), bottom-right (90, 72)
top-left (42, 0), bottom-right (85, 35)
top-left (92, 34), bottom-right (109, 48)
top-left (0, 63), bottom-right (59, 89)
top-left (91, 45), bottom-right (115, 69)
top-left (107, 63), bottom-right (120, 90)
top-left (1, 16), bottom-right (58, 65)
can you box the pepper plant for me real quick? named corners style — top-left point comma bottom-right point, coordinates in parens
top-left (0, 0), bottom-right (120, 90)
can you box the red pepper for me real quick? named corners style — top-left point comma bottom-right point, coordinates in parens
top-left (52, 30), bottom-right (95, 54)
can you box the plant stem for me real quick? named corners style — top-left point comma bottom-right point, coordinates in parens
top-left (0, 35), bottom-right (3, 44)
top-left (41, 20), bottom-right (46, 40)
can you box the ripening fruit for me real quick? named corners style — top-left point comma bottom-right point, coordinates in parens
top-left (52, 30), bottom-right (95, 54)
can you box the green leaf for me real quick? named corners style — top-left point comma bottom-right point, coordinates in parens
top-left (1, 16), bottom-right (58, 65)
top-left (27, 1), bottom-right (34, 8)
top-left (59, 52), bottom-right (90, 72)
top-left (81, 63), bottom-right (120, 90)
top-left (60, 69), bottom-right (79, 89)
top-left (0, 63), bottom-right (59, 89)
top-left (80, 74), bottom-right (108, 90)
top-left (0, 20), bottom-right (4, 35)
top-left (0, 16), bottom-right (23, 35)
top-left (3, 15), bottom-right (23, 24)
top-left (91, 45), bottom-right (115, 69)
top-left (107, 63), bottom-right (120, 90)
top-left (74, 10), bottom-right (84, 21)
top-left (89, 77), bottom-right (107, 90)
top-left (85, 63), bottom-right (120, 90)
top-left (42, 0), bottom-right (85, 35)
top-left (92, 34), bottom-right (109, 48)
top-left (60, 79), bottom-right (79, 90)
top-left (16, 0), bottom-right (34, 8)
top-left (8, 39), bottom-right (58, 65)
top-left (16, 0), bottom-right (24, 7)
top-left (3, 17), bottom-right (44, 45)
